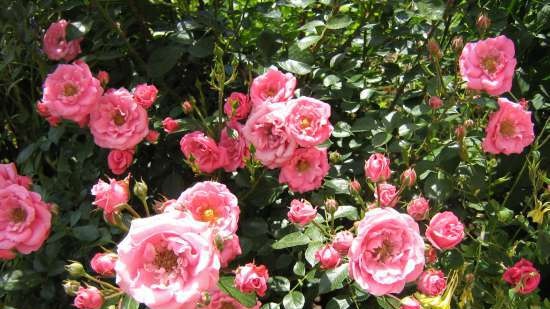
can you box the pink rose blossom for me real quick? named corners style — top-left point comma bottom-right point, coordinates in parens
top-left (224, 92), bottom-right (252, 121)
top-left (502, 258), bottom-right (541, 295)
top-left (400, 296), bottom-right (421, 309)
top-left (374, 183), bottom-right (399, 207)
top-left (0, 163), bottom-right (32, 189)
top-left (90, 177), bottom-right (129, 215)
top-left (0, 250), bottom-right (16, 260)
top-left (407, 196), bottom-right (430, 221)
top-left (42, 19), bottom-right (82, 62)
top-left (107, 149), bottom-right (134, 175)
top-left (0, 184), bottom-right (51, 258)
top-left (332, 230), bottom-right (354, 255)
top-left (220, 235), bottom-right (242, 268)
top-left (426, 211), bottom-right (465, 250)
top-left (349, 208), bottom-right (425, 296)
top-left (242, 102), bottom-right (297, 168)
top-left (315, 244), bottom-right (341, 269)
top-left (279, 147), bottom-right (329, 193)
top-left (428, 96), bottom-right (443, 109)
top-left (250, 66), bottom-right (296, 108)
top-left (146, 130), bottom-right (160, 143)
top-left (482, 97), bottom-right (534, 155)
top-left (401, 168), bottom-right (416, 187)
top-left (287, 199), bottom-right (317, 226)
top-left (286, 97), bottom-right (333, 147)
top-left (115, 213), bottom-right (220, 309)
top-left (219, 123), bottom-right (250, 172)
top-left (417, 269), bottom-right (446, 296)
top-left (364, 153), bottom-right (392, 183)
top-left (234, 263), bottom-right (269, 296)
top-left (74, 287), bottom-right (103, 309)
top-left (89, 88), bottom-right (149, 150)
top-left (459, 35), bottom-right (516, 96)
top-left (36, 100), bottom-right (61, 126)
top-left (41, 61), bottom-right (103, 125)
top-left (179, 131), bottom-right (226, 173)
top-left (90, 252), bottom-right (117, 276)
top-left (205, 289), bottom-right (261, 309)
top-left (132, 83), bottom-right (158, 109)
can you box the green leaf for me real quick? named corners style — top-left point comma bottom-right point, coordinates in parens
top-left (424, 171), bottom-right (453, 200)
top-left (351, 115), bottom-right (376, 132)
top-left (72, 225), bottom-right (99, 242)
top-left (261, 303), bottom-right (281, 309)
top-left (283, 291), bottom-right (305, 309)
top-left (372, 132), bottom-right (392, 147)
top-left (326, 15), bottom-right (353, 29)
top-left (333, 205), bottom-right (358, 220)
top-left (305, 241), bottom-right (323, 266)
top-left (333, 122), bottom-right (352, 138)
top-left (148, 46), bottom-right (185, 78)
top-left (324, 179), bottom-right (350, 195)
top-left (269, 276), bottom-right (290, 292)
top-left (293, 261), bottom-right (306, 276)
top-left (319, 263), bottom-right (349, 294)
top-left (297, 35), bottom-right (321, 50)
top-left (119, 295), bottom-right (139, 309)
top-left (272, 232), bottom-right (311, 249)
top-left (278, 60), bottom-right (312, 75)
top-left (218, 276), bottom-right (258, 307)
top-left (326, 297), bottom-right (351, 309)
top-left (376, 296), bottom-right (401, 309)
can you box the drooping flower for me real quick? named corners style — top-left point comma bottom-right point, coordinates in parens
top-left (250, 66), bottom-right (296, 108)
top-left (279, 147), bottom-right (329, 193)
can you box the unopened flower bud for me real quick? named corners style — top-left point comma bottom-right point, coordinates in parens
top-left (325, 198), bottom-right (338, 213)
top-left (133, 179), bottom-right (148, 201)
top-left (427, 38), bottom-right (442, 59)
top-left (428, 96), bottom-right (443, 109)
top-left (65, 261), bottom-right (85, 277)
top-left (463, 119), bottom-right (474, 128)
top-left (400, 168), bottom-right (416, 188)
top-left (451, 36), bottom-right (464, 52)
top-left (97, 71), bottom-right (109, 88)
top-left (465, 273), bottom-right (475, 283)
top-left (455, 125), bottom-right (466, 141)
top-left (349, 179), bottom-right (361, 193)
top-left (329, 151), bottom-right (341, 163)
top-left (182, 101), bottom-right (193, 114)
top-left (62, 280), bottom-right (80, 296)
top-left (476, 13), bottom-right (491, 33)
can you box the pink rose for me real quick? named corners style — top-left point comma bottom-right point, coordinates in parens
top-left (315, 244), bottom-right (341, 269)
top-left (459, 35), bottom-right (516, 96)
top-left (41, 61), bottom-right (103, 125)
top-left (234, 263), bottom-right (269, 296)
top-left (42, 19), bottom-right (82, 62)
top-left (502, 258), bottom-right (541, 294)
top-left (0, 250), bottom-right (16, 260)
top-left (90, 252), bottom-right (117, 276)
top-left (349, 208), bottom-right (425, 296)
top-left (179, 131), bottom-right (226, 173)
top-left (90, 177), bottom-right (129, 215)
top-left (332, 230), bottom-right (354, 255)
top-left (242, 103), bottom-right (297, 168)
top-left (250, 66), bottom-right (296, 108)
top-left (349, 178), bottom-right (361, 193)
top-left (425, 211), bottom-right (465, 250)
top-left (482, 98), bottom-right (534, 155)
top-left (286, 97), bottom-right (333, 147)
top-left (407, 196), bottom-right (430, 221)
top-left (364, 153), bottom-right (392, 183)
top-left (89, 88), bottom-right (149, 150)
top-left (0, 163), bottom-right (32, 189)
top-left (132, 83), bottom-right (158, 109)
top-left (401, 168), bottom-right (416, 187)
top-left (287, 199), bottom-right (317, 226)
top-left (74, 287), bottom-right (103, 309)
top-left (400, 296), bottom-right (421, 309)
top-left (417, 269), bottom-right (446, 296)
top-left (97, 71), bottom-right (109, 87)
top-left (115, 214), bottom-right (220, 309)
top-left (162, 117), bottom-right (179, 133)
top-left (146, 130), bottom-right (160, 143)
top-left (107, 149), bottom-right (134, 175)
top-left (219, 123), bottom-right (250, 172)
top-left (0, 184), bottom-right (52, 258)
top-left (220, 235), bottom-right (242, 268)
top-left (182, 101), bottom-right (193, 114)
top-left (206, 289), bottom-right (261, 309)
top-left (279, 147), bottom-right (329, 193)
top-left (224, 92), bottom-right (252, 121)
top-left (374, 183), bottom-right (399, 207)
top-left (428, 96), bottom-right (443, 109)
top-left (36, 100), bottom-right (61, 126)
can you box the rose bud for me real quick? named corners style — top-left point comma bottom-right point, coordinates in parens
top-left (162, 117), bottom-right (179, 133)
top-left (427, 38), bottom-right (442, 59)
top-left (417, 269), bottom-right (446, 296)
top-left (407, 196), bottom-right (430, 221)
top-left (428, 96), bottom-right (443, 109)
top-left (364, 153), bottom-right (392, 183)
top-left (287, 199), bottom-right (317, 226)
top-left (90, 253), bottom-right (117, 276)
top-left (234, 263), bottom-right (269, 296)
top-left (315, 244), bottom-right (341, 269)
top-left (451, 36), bottom-right (464, 52)
top-left (374, 183), bottom-right (399, 207)
top-left (97, 71), bottom-right (109, 87)
top-left (400, 168), bottom-right (416, 187)
top-left (400, 296), bottom-right (421, 309)
top-left (426, 211), bottom-right (465, 250)
top-left (476, 13), bottom-right (491, 33)
top-left (66, 261), bottom-right (85, 277)
top-left (74, 286), bottom-right (104, 309)
top-left (455, 125), bottom-right (466, 141)
top-left (325, 198), bottom-right (338, 213)
top-left (182, 100), bottom-right (193, 114)
top-left (349, 178), bottom-right (361, 193)
top-left (145, 129), bottom-right (160, 144)
top-left (63, 280), bottom-right (80, 296)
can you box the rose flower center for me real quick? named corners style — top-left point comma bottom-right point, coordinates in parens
top-left (499, 120), bottom-right (515, 137)
top-left (481, 56), bottom-right (499, 74)
top-left (10, 207), bottom-right (27, 223)
top-left (63, 83), bottom-right (79, 96)
top-left (153, 249), bottom-right (178, 272)
top-left (372, 238), bottom-right (394, 262)
top-left (112, 110), bottom-right (126, 126)
top-left (296, 160), bottom-right (310, 172)
top-left (300, 117), bottom-right (311, 129)
top-left (265, 87), bottom-right (276, 97)
top-left (200, 208), bottom-right (217, 222)
top-left (221, 302), bottom-right (236, 309)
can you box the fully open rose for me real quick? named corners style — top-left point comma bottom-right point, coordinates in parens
top-left (249, 66), bottom-right (296, 108)
top-left (285, 96), bottom-right (333, 147)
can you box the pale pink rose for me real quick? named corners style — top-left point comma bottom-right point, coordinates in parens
top-left (0, 184), bottom-right (52, 257)
top-left (349, 208), bottom-right (425, 296)
top-left (482, 98), bottom-right (534, 155)
top-left (428, 96), bottom-right (443, 109)
top-left (279, 147), bottom-right (329, 193)
top-left (401, 168), bottom-right (416, 187)
top-left (234, 263), bottom-right (269, 296)
top-left (287, 199), bottom-right (317, 226)
top-left (417, 269), bottom-right (446, 296)
top-left (407, 196), bottom-right (430, 221)
top-left (205, 289), bottom-right (261, 309)
top-left (0, 163), bottom-right (32, 189)
top-left (154, 199), bottom-right (181, 213)
top-left (315, 244), bottom-right (341, 269)
top-left (502, 258), bottom-right (541, 294)
top-left (162, 117), bottom-right (179, 133)
top-left (42, 19), bottom-right (82, 62)
top-left (242, 103), bottom-right (297, 168)
top-left (97, 71), bottom-right (109, 87)
top-left (171, 181), bottom-right (240, 238)
top-left (132, 83), bottom-right (158, 109)
top-left (90, 252), bottom-right (117, 276)
top-left (400, 296), bottom-right (421, 309)
top-left (220, 235), bottom-right (242, 268)
top-left (364, 153), bottom-right (392, 182)
top-left (425, 211), bottom-right (465, 250)
top-left (36, 100), bottom-right (61, 126)
top-left (146, 130), bottom-right (160, 143)
top-left (332, 230), bottom-right (354, 255)
top-left (374, 183), bottom-right (399, 207)
top-left (286, 97), bottom-right (333, 147)
top-left (41, 61), bottom-right (103, 125)
top-left (224, 92), bottom-right (252, 121)
top-left (179, 131), bottom-right (226, 173)
top-left (115, 214), bottom-right (220, 309)
top-left (107, 149), bottom-right (134, 175)
top-left (74, 287), bottom-right (103, 309)
top-left (89, 88), bottom-right (149, 150)
top-left (459, 35), bottom-right (516, 96)
top-left (90, 177), bottom-right (129, 215)
top-left (250, 66), bottom-right (296, 108)
top-left (219, 123), bottom-right (250, 172)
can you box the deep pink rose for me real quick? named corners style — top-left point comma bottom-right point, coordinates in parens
top-left (250, 66), bottom-right (296, 108)
top-left (89, 88), bottom-right (149, 150)
top-left (97, 71), bottom-right (109, 87)
top-left (502, 258), bottom-right (541, 294)
top-left (74, 287), bottom-right (103, 309)
top-left (0, 184), bottom-right (51, 258)
top-left (407, 196), bottom-right (430, 221)
top-left (224, 92), bottom-right (252, 121)
top-left (90, 177), bottom-right (129, 215)
top-left (482, 98), bottom-right (534, 155)
top-left (287, 199), bottom-right (317, 226)
top-left (219, 123), bottom-right (250, 172)
top-left (426, 211), bottom-right (465, 250)
top-left (179, 131), bottom-right (226, 173)
top-left (349, 208), bottom-right (425, 296)
top-left (401, 168), bottom-right (416, 187)
top-left (107, 149), bottom-right (134, 175)
top-left (364, 153), bottom-right (392, 182)
top-left (162, 117), bottom-right (179, 133)
top-left (234, 263), bottom-right (269, 296)
top-left (132, 83), bottom-right (158, 109)
top-left (0, 250), bottom-right (16, 260)
top-left (428, 96), bottom-right (443, 109)
top-left (90, 252), bottom-right (117, 276)
top-left (374, 183), bottom-right (399, 207)
top-left (417, 269), bottom-right (446, 296)
top-left (315, 244), bottom-right (341, 269)
top-left (242, 103), bottom-right (297, 168)
top-left (146, 130), bottom-right (160, 143)
top-left (220, 235), bottom-right (242, 268)
top-left (400, 296), bottom-right (421, 309)
top-left (0, 163), bottom-right (32, 189)
top-left (41, 61), bottom-right (103, 125)
top-left (279, 147), bottom-right (329, 193)
top-left (332, 230), bottom-right (354, 255)
top-left (286, 97), bottom-right (333, 147)
top-left (459, 35), bottom-right (516, 96)
top-left (206, 289), bottom-right (261, 309)
top-left (115, 213), bottom-right (220, 309)
top-left (42, 19), bottom-right (82, 62)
